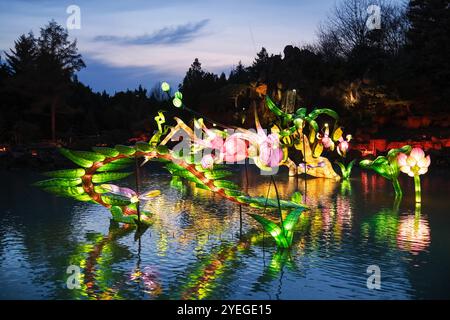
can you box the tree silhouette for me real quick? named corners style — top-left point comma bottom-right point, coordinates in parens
top-left (5, 32), bottom-right (37, 75)
top-left (229, 61), bottom-right (249, 83)
top-left (35, 20), bottom-right (85, 141)
top-left (250, 47), bottom-right (270, 81)
top-left (317, 0), bottom-right (408, 78)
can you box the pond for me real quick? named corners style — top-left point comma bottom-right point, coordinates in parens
top-left (0, 165), bottom-right (449, 299)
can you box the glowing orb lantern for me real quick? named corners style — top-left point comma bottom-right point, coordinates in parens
top-left (174, 91), bottom-right (183, 100)
top-left (161, 81), bottom-right (170, 92)
top-left (173, 98), bottom-right (182, 108)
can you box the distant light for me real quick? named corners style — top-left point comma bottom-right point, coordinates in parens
top-left (161, 82), bottom-right (170, 92)
top-left (174, 91), bottom-right (183, 100)
top-left (172, 98), bottom-right (182, 108)
top-left (213, 123), bottom-right (217, 127)
top-left (293, 89), bottom-right (296, 93)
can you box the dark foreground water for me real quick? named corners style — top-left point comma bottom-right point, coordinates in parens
top-left (0, 165), bottom-right (449, 300)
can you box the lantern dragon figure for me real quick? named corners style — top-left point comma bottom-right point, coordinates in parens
top-left (34, 82), bottom-right (358, 248)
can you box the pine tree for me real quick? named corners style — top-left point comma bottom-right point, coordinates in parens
top-left (229, 61), bottom-right (248, 83)
top-left (5, 32), bottom-right (37, 75)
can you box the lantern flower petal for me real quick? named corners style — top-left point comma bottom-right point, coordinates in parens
top-left (101, 184), bottom-right (160, 203)
top-left (417, 155), bottom-right (431, 168)
top-left (406, 156), bottom-right (417, 167)
top-left (259, 133), bottom-right (283, 167)
top-left (410, 147), bottom-right (425, 162)
top-left (336, 134), bottom-right (352, 157)
top-left (398, 147), bottom-right (430, 177)
top-left (397, 153), bottom-right (408, 166)
top-left (201, 154), bottom-right (215, 169)
top-left (322, 135), bottom-right (333, 149)
top-left (220, 134), bottom-right (248, 163)
top-left (397, 147), bottom-right (431, 203)
top-left (418, 167), bottom-right (428, 175)
top-left (400, 165), bottom-right (412, 175)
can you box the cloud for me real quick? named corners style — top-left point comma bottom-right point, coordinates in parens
top-left (77, 56), bottom-right (180, 93)
top-left (94, 19), bottom-right (210, 46)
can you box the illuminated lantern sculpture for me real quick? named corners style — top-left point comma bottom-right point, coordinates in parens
top-left (34, 101), bottom-right (308, 249)
top-left (360, 145), bottom-right (412, 198)
top-left (161, 81), bottom-right (170, 92)
top-left (397, 147), bottom-right (431, 203)
top-left (265, 96), bottom-right (343, 179)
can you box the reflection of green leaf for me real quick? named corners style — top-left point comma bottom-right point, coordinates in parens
top-left (291, 191), bottom-right (303, 205)
top-left (341, 180), bottom-right (352, 195)
top-left (361, 208), bottom-right (399, 247)
top-left (110, 206), bottom-right (137, 224)
top-left (170, 176), bottom-right (186, 191)
top-left (250, 214), bottom-right (288, 248)
top-left (255, 250), bottom-right (296, 287)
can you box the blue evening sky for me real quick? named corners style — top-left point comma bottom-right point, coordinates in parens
top-left (0, 0), bottom-right (337, 93)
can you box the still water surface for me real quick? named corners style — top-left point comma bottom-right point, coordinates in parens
top-left (0, 165), bottom-right (449, 299)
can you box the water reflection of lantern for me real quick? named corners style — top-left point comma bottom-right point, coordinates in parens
top-left (361, 209), bottom-right (399, 247)
top-left (361, 171), bottom-right (369, 195)
top-left (397, 214), bottom-right (431, 255)
top-left (143, 183), bottom-right (240, 250)
top-left (336, 195), bottom-right (352, 229)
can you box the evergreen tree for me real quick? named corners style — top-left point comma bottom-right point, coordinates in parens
top-left (250, 47), bottom-right (269, 80)
top-left (180, 58), bottom-right (206, 108)
top-left (229, 61), bottom-right (249, 83)
top-left (35, 20), bottom-right (85, 141)
top-left (5, 32), bottom-right (37, 75)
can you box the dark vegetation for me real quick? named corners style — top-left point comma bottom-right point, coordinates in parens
top-left (0, 0), bottom-right (448, 154)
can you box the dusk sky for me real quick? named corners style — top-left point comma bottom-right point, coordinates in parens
top-left (0, 0), bottom-right (337, 93)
